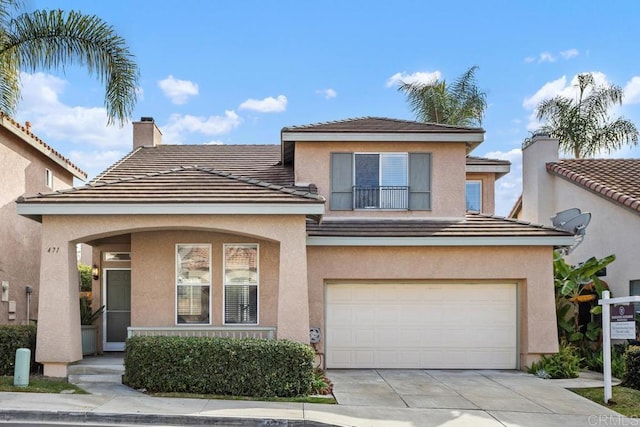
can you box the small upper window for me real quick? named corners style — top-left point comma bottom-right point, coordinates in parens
top-left (466, 181), bottom-right (482, 212)
top-left (45, 169), bottom-right (53, 189)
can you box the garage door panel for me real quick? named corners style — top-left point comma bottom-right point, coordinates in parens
top-left (326, 283), bottom-right (517, 369)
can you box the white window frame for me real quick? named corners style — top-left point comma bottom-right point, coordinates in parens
top-left (175, 243), bottom-right (212, 325)
top-left (466, 180), bottom-right (483, 212)
top-left (223, 243), bottom-right (259, 325)
top-left (45, 169), bottom-right (53, 189)
top-left (631, 280), bottom-right (640, 314)
top-left (353, 152), bottom-right (408, 210)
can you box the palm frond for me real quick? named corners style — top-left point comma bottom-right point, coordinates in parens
top-left (0, 9), bottom-right (139, 124)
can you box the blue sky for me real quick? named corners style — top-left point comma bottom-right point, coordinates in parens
top-left (16, 0), bottom-right (640, 215)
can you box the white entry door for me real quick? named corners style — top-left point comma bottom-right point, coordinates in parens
top-left (102, 269), bottom-right (131, 351)
top-left (326, 283), bottom-right (517, 369)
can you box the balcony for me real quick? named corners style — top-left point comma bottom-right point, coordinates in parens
top-left (354, 186), bottom-right (409, 210)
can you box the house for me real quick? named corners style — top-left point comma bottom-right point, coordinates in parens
top-left (0, 113), bottom-right (86, 325)
top-left (513, 133), bottom-right (640, 304)
top-left (16, 117), bottom-right (575, 377)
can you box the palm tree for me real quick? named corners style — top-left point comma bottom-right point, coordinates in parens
top-left (0, 1), bottom-right (138, 125)
top-left (398, 65), bottom-right (487, 127)
top-left (536, 73), bottom-right (638, 158)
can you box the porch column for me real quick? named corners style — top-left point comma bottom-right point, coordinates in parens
top-left (276, 222), bottom-right (310, 343)
top-left (36, 224), bottom-right (81, 377)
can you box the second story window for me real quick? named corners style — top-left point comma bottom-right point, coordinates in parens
top-left (331, 152), bottom-right (431, 211)
top-left (355, 153), bottom-right (408, 209)
top-left (465, 180), bottom-right (482, 212)
top-left (45, 169), bottom-right (53, 189)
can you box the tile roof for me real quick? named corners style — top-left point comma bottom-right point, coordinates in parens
top-left (466, 156), bottom-right (511, 167)
top-left (306, 213), bottom-right (573, 238)
top-left (0, 112), bottom-right (87, 180)
top-left (281, 116), bottom-right (484, 133)
top-left (19, 166), bottom-right (323, 204)
top-left (547, 159), bottom-right (640, 214)
top-left (94, 144), bottom-right (291, 186)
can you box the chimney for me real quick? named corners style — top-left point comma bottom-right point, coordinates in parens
top-left (132, 117), bottom-right (162, 149)
top-left (521, 133), bottom-right (559, 225)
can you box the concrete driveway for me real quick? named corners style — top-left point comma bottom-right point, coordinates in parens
top-left (326, 369), bottom-right (622, 426)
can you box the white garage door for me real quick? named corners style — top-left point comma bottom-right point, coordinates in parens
top-left (326, 283), bottom-right (517, 369)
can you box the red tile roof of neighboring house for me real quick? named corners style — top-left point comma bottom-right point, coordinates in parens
top-left (547, 159), bottom-right (640, 214)
top-left (281, 117), bottom-right (484, 133)
top-left (0, 112), bottom-right (87, 180)
top-left (307, 213), bottom-right (574, 238)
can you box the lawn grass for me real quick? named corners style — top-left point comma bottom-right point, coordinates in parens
top-left (571, 386), bottom-right (640, 418)
top-left (0, 376), bottom-right (86, 394)
top-left (152, 392), bottom-right (336, 404)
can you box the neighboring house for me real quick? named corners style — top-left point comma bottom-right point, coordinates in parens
top-left (0, 113), bottom-right (86, 325)
top-left (513, 133), bottom-right (640, 304)
top-left (16, 117), bottom-right (574, 377)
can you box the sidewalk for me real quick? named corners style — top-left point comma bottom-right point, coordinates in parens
top-left (0, 369), bottom-right (625, 427)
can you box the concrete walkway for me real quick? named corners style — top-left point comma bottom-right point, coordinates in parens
top-left (0, 369), bottom-right (626, 426)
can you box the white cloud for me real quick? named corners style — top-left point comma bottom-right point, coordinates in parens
top-left (316, 88), bottom-right (337, 99)
top-left (522, 76), bottom-right (568, 111)
top-left (524, 56), bottom-right (536, 64)
top-left (624, 76), bottom-right (640, 104)
top-left (161, 111), bottom-right (241, 144)
top-left (482, 148), bottom-right (523, 216)
top-left (560, 48), bottom-right (579, 59)
top-left (239, 95), bottom-right (287, 113)
top-left (539, 52), bottom-right (556, 63)
top-left (385, 71), bottom-right (441, 88)
top-left (157, 75), bottom-right (199, 105)
top-left (204, 140), bottom-right (225, 145)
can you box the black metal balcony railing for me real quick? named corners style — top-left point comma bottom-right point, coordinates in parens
top-left (353, 186), bottom-right (409, 209)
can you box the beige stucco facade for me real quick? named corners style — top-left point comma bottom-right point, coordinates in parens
top-left (0, 124), bottom-right (78, 325)
top-left (294, 140), bottom-right (467, 218)
top-left (307, 245), bottom-right (558, 369)
top-left (35, 214), bottom-right (309, 376)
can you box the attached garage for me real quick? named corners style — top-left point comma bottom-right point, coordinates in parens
top-left (325, 283), bottom-right (517, 369)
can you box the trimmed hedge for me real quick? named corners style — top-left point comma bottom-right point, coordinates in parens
top-left (623, 345), bottom-right (640, 390)
top-left (0, 325), bottom-right (37, 375)
top-left (124, 336), bottom-right (314, 397)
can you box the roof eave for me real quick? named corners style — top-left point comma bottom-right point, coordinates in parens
top-left (465, 164), bottom-right (511, 179)
top-left (16, 202), bottom-right (326, 218)
top-left (306, 235), bottom-right (576, 247)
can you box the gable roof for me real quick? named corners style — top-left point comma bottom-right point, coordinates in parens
top-left (306, 213), bottom-right (575, 247)
top-left (547, 159), bottom-right (640, 215)
top-left (17, 146), bottom-right (325, 221)
top-left (0, 112), bottom-right (87, 180)
top-left (94, 144), bottom-right (291, 186)
top-left (281, 117), bottom-right (485, 163)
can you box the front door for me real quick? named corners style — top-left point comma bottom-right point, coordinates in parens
top-left (103, 269), bottom-right (131, 351)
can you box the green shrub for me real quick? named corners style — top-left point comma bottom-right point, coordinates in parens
top-left (124, 336), bottom-right (314, 397)
top-left (528, 343), bottom-right (583, 379)
top-left (0, 325), bottom-right (37, 375)
top-left (584, 344), bottom-right (627, 379)
top-left (623, 346), bottom-right (640, 390)
top-left (78, 264), bottom-right (92, 292)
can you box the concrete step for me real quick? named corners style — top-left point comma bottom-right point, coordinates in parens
top-left (68, 373), bottom-right (123, 384)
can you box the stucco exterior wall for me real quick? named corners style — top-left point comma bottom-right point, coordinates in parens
top-left (551, 177), bottom-right (640, 298)
top-left (0, 127), bottom-right (74, 325)
top-left (35, 213), bottom-right (309, 376)
top-left (307, 245), bottom-right (558, 368)
top-left (465, 172), bottom-right (496, 215)
top-left (127, 230), bottom-right (279, 327)
top-left (294, 141), bottom-right (467, 218)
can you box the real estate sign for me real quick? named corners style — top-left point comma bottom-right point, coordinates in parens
top-left (611, 304), bottom-right (635, 339)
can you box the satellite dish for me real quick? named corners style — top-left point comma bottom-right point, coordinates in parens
top-left (551, 208), bottom-right (582, 227)
top-left (559, 213), bottom-right (591, 236)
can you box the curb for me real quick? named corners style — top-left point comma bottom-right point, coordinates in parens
top-left (0, 409), bottom-right (338, 426)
